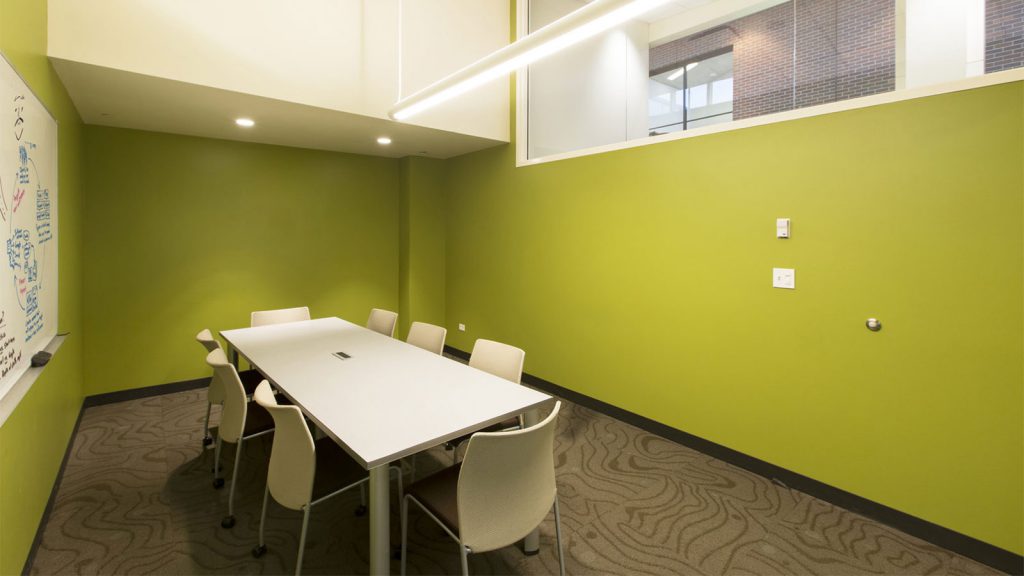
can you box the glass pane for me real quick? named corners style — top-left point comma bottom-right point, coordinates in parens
top-left (688, 84), bottom-right (708, 109)
top-left (686, 51), bottom-right (732, 124)
top-left (647, 69), bottom-right (685, 135)
top-left (711, 78), bottom-right (734, 105)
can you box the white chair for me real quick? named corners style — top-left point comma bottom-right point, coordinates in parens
top-left (250, 381), bottom-right (403, 576)
top-left (446, 339), bottom-right (526, 459)
top-left (469, 338), bottom-right (526, 432)
top-left (196, 329), bottom-right (263, 448)
top-left (406, 321), bottom-right (447, 355)
top-left (366, 308), bottom-right (398, 337)
top-left (206, 348), bottom-right (275, 529)
top-left (401, 402), bottom-right (565, 576)
top-left (468, 339), bottom-right (524, 384)
top-left (251, 306), bottom-right (311, 327)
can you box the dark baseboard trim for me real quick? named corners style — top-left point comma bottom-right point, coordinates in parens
top-left (22, 400), bottom-right (86, 576)
top-left (445, 345), bottom-right (1023, 575)
top-left (444, 345), bottom-right (470, 361)
top-left (22, 377), bottom-right (211, 575)
top-left (82, 377), bottom-right (210, 408)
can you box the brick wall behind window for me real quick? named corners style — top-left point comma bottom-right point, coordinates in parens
top-left (650, 0), bottom-right (895, 120)
top-left (986, 0), bottom-right (1024, 73)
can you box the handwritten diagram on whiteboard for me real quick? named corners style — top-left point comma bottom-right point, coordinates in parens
top-left (0, 52), bottom-right (59, 405)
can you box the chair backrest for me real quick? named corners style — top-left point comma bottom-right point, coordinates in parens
top-left (251, 306), bottom-right (311, 327)
top-left (469, 339), bottom-right (525, 384)
top-left (197, 329), bottom-right (225, 403)
top-left (195, 328), bottom-right (221, 353)
top-left (204, 348), bottom-right (248, 443)
top-left (458, 401), bottom-right (561, 552)
top-left (406, 321), bottom-right (446, 355)
top-left (253, 381), bottom-right (316, 510)
top-left (366, 308), bottom-right (398, 337)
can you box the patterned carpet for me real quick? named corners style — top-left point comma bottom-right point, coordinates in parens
top-left (28, 385), bottom-right (998, 576)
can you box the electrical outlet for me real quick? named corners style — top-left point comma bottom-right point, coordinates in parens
top-left (458, 323), bottom-right (466, 332)
top-left (772, 268), bottom-right (795, 289)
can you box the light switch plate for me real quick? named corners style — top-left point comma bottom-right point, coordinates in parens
top-left (773, 268), bottom-right (795, 289)
top-left (458, 323), bottom-right (466, 332)
top-left (776, 218), bottom-right (791, 238)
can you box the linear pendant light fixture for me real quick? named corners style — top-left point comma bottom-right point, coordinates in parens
top-left (388, 0), bottom-right (673, 121)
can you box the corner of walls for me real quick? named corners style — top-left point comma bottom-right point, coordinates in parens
top-left (399, 158), bottom-right (413, 339)
top-left (0, 0), bottom-right (86, 573)
top-left (397, 156), bottom-right (447, 340)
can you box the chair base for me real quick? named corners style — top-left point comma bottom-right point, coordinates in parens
top-left (221, 515), bottom-right (236, 529)
top-left (251, 544), bottom-right (266, 558)
top-left (213, 477), bottom-right (224, 489)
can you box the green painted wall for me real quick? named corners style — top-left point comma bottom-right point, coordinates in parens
top-left (398, 156), bottom-right (446, 339)
top-left (442, 83), bottom-right (1024, 554)
top-left (0, 0), bottom-right (85, 573)
top-left (82, 127), bottom-right (400, 394)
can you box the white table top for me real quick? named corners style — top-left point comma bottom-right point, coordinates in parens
top-left (221, 317), bottom-right (553, 469)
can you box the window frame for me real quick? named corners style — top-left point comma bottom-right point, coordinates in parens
top-left (514, 1), bottom-right (1024, 168)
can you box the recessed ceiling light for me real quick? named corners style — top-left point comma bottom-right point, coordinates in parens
top-left (235, 118), bottom-right (255, 127)
top-left (377, 137), bottom-right (392, 145)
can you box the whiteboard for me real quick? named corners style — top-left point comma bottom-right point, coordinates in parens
top-left (0, 52), bottom-right (59, 408)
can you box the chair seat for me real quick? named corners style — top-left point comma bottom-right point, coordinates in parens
top-left (239, 369), bottom-right (264, 395)
top-left (407, 463), bottom-right (462, 534)
top-left (311, 438), bottom-right (370, 501)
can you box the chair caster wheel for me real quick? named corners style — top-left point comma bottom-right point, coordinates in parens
top-left (202, 436), bottom-right (213, 447)
top-left (444, 442), bottom-right (454, 451)
top-left (213, 478), bottom-right (224, 489)
top-left (221, 515), bottom-right (236, 529)
top-left (354, 505), bottom-right (367, 517)
top-left (252, 544), bottom-right (267, 558)
top-left (391, 546), bottom-right (402, 560)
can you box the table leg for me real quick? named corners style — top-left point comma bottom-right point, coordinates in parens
top-left (229, 346), bottom-right (239, 369)
top-left (369, 464), bottom-right (391, 575)
top-left (522, 407), bottom-right (541, 555)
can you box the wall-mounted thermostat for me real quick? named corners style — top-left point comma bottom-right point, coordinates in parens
top-left (776, 218), bottom-right (791, 239)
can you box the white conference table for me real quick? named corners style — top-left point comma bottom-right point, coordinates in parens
top-left (221, 317), bottom-right (553, 575)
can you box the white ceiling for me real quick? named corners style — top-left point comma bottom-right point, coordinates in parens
top-left (48, 0), bottom-right (511, 159)
top-left (52, 58), bottom-right (506, 159)
top-left (48, 0), bottom-right (734, 158)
